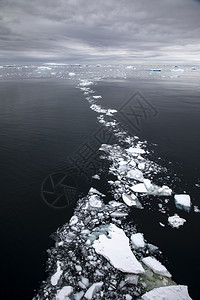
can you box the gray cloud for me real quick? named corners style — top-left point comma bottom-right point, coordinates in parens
top-left (0, 0), bottom-right (200, 63)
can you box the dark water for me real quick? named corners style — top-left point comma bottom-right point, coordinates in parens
top-left (0, 74), bottom-right (200, 299)
top-left (0, 78), bottom-right (100, 300)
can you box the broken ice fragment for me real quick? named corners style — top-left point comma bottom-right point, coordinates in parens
top-left (93, 95), bottom-right (102, 99)
top-left (93, 223), bottom-right (144, 274)
top-left (88, 187), bottom-right (105, 197)
top-left (141, 285), bottom-right (192, 300)
top-left (168, 214), bottom-right (186, 228)
top-left (51, 261), bottom-right (63, 286)
top-left (89, 195), bottom-right (103, 208)
top-left (126, 169), bottom-right (144, 182)
top-left (130, 180), bottom-right (172, 196)
top-left (142, 257), bottom-right (171, 277)
top-left (174, 194), bottom-right (191, 212)
top-left (131, 233), bottom-right (145, 248)
top-left (84, 282), bottom-right (103, 300)
top-left (110, 212), bottom-right (128, 218)
top-left (69, 215), bottom-right (78, 226)
top-left (126, 147), bottom-right (145, 155)
top-left (56, 286), bottom-right (73, 300)
top-left (122, 193), bottom-right (137, 207)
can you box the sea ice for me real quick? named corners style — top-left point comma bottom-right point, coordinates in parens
top-left (131, 233), bottom-right (145, 248)
top-left (130, 180), bottom-right (172, 196)
top-left (122, 193), bottom-right (137, 207)
top-left (168, 214), bottom-right (186, 228)
top-left (89, 195), bottom-right (103, 208)
top-left (51, 261), bottom-right (63, 286)
top-left (84, 282), bottom-right (103, 300)
top-left (93, 95), bottom-right (102, 99)
top-left (142, 257), bottom-right (171, 277)
top-left (174, 194), bottom-right (191, 212)
top-left (141, 285), bottom-right (192, 300)
top-left (126, 169), bottom-right (144, 182)
top-left (126, 147), bottom-right (145, 155)
top-left (93, 224), bottom-right (144, 274)
top-left (69, 215), bottom-right (78, 226)
top-left (56, 286), bottom-right (73, 300)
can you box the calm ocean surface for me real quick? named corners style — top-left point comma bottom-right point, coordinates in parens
top-left (0, 65), bottom-right (200, 299)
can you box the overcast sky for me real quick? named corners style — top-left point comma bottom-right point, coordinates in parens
top-left (0, 0), bottom-right (200, 64)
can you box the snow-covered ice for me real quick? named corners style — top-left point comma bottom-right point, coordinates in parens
top-left (168, 214), bottom-right (186, 228)
top-left (141, 285), bottom-right (192, 300)
top-left (131, 233), bottom-right (145, 248)
top-left (174, 194), bottom-right (191, 212)
top-left (56, 286), bottom-right (73, 300)
top-left (50, 261), bottom-right (63, 286)
top-left (142, 256), bottom-right (171, 277)
top-left (93, 223), bottom-right (145, 274)
top-left (84, 282), bottom-right (103, 299)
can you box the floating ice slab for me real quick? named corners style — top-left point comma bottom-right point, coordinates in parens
top-left (174, 194), bottom-right (191, 212)
top-left (56, 286), bottom-right (73, 300)
top-left (168, 214), bottom-right (186, 228)
top-left (141, 285), bottom-right (192, 300)
top-left (142, 257), bottom-right (171, 277)
top-left (122, 193), bottom-right (143, 209)
top-left (130, 180), bottom-right (172, 196)
top-left (84, 282), bottom-right (103, 299)
top-left (51, 261), bottom-right (63, 286)
top-left (89, 195), bottom-right (103, 208)
top-left (69, 215), bottom-right (78, 226)
top-left (131, 233), bottom-right (145, 248)
top-left (93, 224), bottom-right (144, 274)
top-left (171, 68), bottom-right (184, 72)
top-left (126, 169), bottom-right (144, 182)
top-left (93, 95), bottom-right (102, 99)
top-left (126, 147), bottom-right (145, 155)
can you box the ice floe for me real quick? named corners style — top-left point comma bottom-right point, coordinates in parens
top-left (131, 233), bottom-right (145, 249)
top-left (56, 286), bottom-right (73, 300)
top-left (84, 282), bottom-right (103, 299)
top-left (93, 223), bottom-right (145, 274)
top-left (50, 261), bottom-right (63, 286)
top-left (142, 257), bottom-right (171, 277)
top-left (168, 214), bottom-right (186, 228)
top-left (141, 285), bottom-right (192, 300)
top-left (174, 194), bottom-right (191, 212)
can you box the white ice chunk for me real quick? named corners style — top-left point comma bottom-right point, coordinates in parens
top-left (131, 233), bottom-right (145, 248)
top-left (171, 68), bottom-right (184, 72)
top-left (110, 212), bottom-right (128, 218)
top-left (138, 162), bottom-right (145, 170)
top-left (93, 96), bottom-right (102, 99)
top-left (89, 195), bottom-right (103, 208)
top-left (93, 224), bottom-right (144, 274)
top-left (74, 291), bottom-right (84, 300)
top-left (142, 257), bottom-right (171, 277)
top-left (174, 194), bottom-right (191, 212)
top-left (84, 282), bottom-right (103, 300)
top-left (130, 183), bottom-right (148, 193)
top-left (56, 286), bottom-right (73, 300)
top-left (88, 187), bottom-right (105, 197)
top-left (69, 215), bottom-right (78, 226)
top-left (168, 214), bottom-right (186, 228)
top-left (127, 169), bottom-right (144, 182)
top-left (92, 174), bottom-right (100, 180)
top-left (141, 285), bottom-right (192, 300)
top-left (130, 180), bottom-right (172, 196)
top-left (126, 147), bottom-right (145, 155)
top-left (68, 72), bottom-right (75, 76)
top-left (51, 261), bottom-right (63, 286)
top-left (122, 193), bottom-right (137, 207)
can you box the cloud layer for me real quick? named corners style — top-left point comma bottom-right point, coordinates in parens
top-left (0, 0), bottom-right (200, 64)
